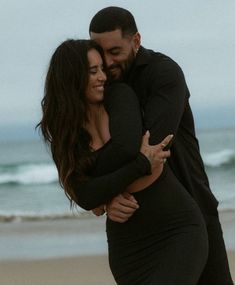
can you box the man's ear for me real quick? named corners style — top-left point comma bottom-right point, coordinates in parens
top-left (133, 32), bottom-right (141, 51)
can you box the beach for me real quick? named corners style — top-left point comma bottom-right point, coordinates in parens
top-left (0, 252), bottom-right (233, 285)
top-left (0, 211), bottom-right (235, 285)
top-left (0, 253), bottom-right (234, 285)
top-left (0, 255), bottom-right (115, 285)
top-left (0, 131), bottom-right (234, 284)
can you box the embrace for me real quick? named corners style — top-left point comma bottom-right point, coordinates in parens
top-left (38, 6), bottom-right (234, 285)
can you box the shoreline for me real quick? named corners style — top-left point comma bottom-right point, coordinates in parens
top-left (0, 215), bottom-right (108, 261)
top-left (0, 252), bottom-right (234, 285)
top-left (0, 211), bottom-right (234, 284)
top-left (1, 210), bottom-right (235, 260)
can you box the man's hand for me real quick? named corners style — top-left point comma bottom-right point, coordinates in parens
top-left (140, 131), bottom-right (172, 168)
top-left (106, 192), bottom-right (139, 223)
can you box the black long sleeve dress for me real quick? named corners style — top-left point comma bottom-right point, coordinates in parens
top-left (72, 82), bottom-right (209, 285)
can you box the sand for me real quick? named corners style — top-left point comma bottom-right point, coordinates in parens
top-left (0, 252), bottom-right (234, 285)
top-left (0, 255), bottom-right (115, 285)
top-left (0, 211), bottom-right (234, 285)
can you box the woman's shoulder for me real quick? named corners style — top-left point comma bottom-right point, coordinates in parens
top-left (105, 81), bottom-right (133, 93)
top-left (104, 82), bottom-right (139, 111)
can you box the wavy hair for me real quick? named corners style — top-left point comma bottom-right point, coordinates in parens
top-left (37, 39), bottom-right (105, 205)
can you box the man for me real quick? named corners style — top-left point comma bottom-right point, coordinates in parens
top-left (89, 6), bottom-right (234, 284)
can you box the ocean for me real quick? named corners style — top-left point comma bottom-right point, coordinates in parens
top-left (0, 128), bottom-right (235, 223)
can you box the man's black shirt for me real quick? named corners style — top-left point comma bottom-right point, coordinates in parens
top-left (126, 46), bottom-right (218, 216)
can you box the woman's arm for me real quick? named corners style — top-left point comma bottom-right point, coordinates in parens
top-left (72, 133), bottom-right (171, 210)
top-left (94, 82), bottom-right (144, 175)
top-left (73, 153), bottom-right (151, 210)
top-left (71, 83), bottom-right (170, 210)
top-left (71, 82), bottom-right (147, 209)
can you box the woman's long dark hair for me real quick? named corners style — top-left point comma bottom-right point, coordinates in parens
top-left (37, 39), bottom-right (105, 205)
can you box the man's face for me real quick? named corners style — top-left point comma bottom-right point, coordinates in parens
top-left (90, 29), bottom-right (140, 81)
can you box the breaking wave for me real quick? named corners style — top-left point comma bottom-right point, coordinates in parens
top-left (0, 162), bottom-right (58, 185)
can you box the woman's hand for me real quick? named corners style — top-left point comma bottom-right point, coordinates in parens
top-left (140, 131), bottom-right (173, 170)
top-left (92, 205), bottom-right (106, 216)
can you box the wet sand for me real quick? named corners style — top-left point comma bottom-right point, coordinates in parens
top-left (0, 211), bottom-right (234, 284)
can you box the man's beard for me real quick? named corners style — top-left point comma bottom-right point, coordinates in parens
top-left (107, 50), bottom-right (135, 82)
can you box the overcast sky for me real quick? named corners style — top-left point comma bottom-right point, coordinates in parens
top-left (0, 0), bottom-right (235, 139)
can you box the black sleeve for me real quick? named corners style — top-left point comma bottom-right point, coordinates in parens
top-left (94, 82), bottom-right (143, 175)
top-left (74, 153), bottom-right (150, 210)
top-left (71, 83), bottom-right (149, 210)
top-left (143, 59), bottom-right (188, 145)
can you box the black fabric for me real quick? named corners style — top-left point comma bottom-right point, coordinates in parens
top-left (71, 55), bottom-right (233, 284)
top-left (198, 215), bottom-right (234, 285)
top-left (125, 47), bottom-right (233, 284)
top-left (74, 151), bottom-right (151, 210)
top-left (72, 82), bottom-right (151, 210)
top-left (126, 46), bottom-right (219, 216)
top-left (72, 82), bottom-right (209, 284)
top-left (107, 164), bottom-right (208, 285)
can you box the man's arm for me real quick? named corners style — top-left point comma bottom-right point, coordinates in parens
top-left (92, 192), bottom-right (139, 218)
top-left (106, 192), bottom-right (139, 223)
top-left (143, 57), bottom-right (187, 144)
top-left (106, 58), bottom-right (187, 222)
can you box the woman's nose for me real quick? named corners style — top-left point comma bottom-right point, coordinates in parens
top-left (98, 69), bottom-right (107, 81)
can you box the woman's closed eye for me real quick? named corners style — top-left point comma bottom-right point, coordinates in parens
top-left (89, 66), bottom-right (105, 75)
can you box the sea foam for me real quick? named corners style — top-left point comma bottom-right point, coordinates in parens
top-left (203, 149), bottom-right (235, 168)
top-left (0, 163), bottom-right (58, 185)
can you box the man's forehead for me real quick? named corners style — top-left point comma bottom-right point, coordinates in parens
top-left (90, 29), bottom-right (125, 49)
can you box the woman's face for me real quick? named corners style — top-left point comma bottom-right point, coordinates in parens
top-left (86, 48), bottom-right (107, 104)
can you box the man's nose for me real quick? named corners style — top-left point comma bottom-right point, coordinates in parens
top-left (105, 54), bottom-right (114, 67)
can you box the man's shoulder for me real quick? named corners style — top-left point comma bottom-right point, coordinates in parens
top-left (139, 47), bottom-right (176, 63)
top-left (139, 48), bottom-right (183, 78)
top-left (147, 49), bottom-right (180, 70)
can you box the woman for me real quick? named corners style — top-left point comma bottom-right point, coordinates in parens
top-left (38, 39), bottom-right (208, 285)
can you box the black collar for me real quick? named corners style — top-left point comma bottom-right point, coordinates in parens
top-left (125, 46), bottom-right (153, 83)
top-left (134, 46), bottom-right (153, 67)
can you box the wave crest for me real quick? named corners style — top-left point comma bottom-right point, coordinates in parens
top-left (0, 210), bottom-right (90, 223)
top-left (0, 163), bottom-right (58, 185)
top-left (1, 148), bottom-right (234, 186)
top-left (203, 149), bottom-right (235, 168)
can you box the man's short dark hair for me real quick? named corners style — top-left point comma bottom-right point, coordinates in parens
top-left (89, 6), bottom-right (138, 37)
